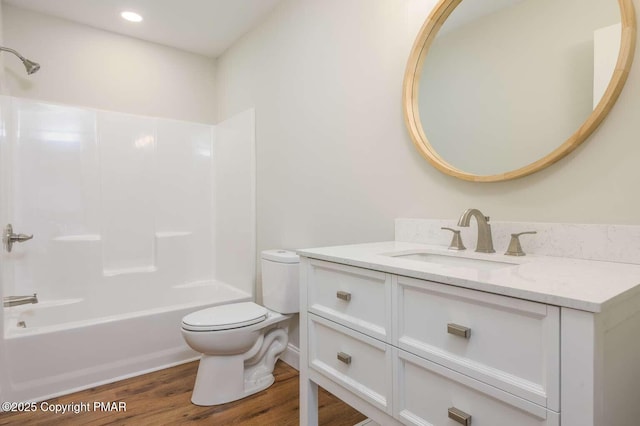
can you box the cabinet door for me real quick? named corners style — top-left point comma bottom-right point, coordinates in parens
top-left (394, 275), bottom-right (559, 410)
top-left (394, 348), bottom-right (560, 426)
top-left (307, 259), bottom-right (392, 341)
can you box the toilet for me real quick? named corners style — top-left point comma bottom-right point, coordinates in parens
top-left (181, 249), bottom-right (299, 406)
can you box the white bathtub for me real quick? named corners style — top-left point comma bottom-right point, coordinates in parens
top-left (3, 281), bottom-right (251, 402)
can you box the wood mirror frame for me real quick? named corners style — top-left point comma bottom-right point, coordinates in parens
top-left (403, 0), bottom-right (636, 182)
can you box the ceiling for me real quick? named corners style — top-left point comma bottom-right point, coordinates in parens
top-left (3, 0), bottom-right (283, 58)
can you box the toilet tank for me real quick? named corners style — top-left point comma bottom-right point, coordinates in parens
top-left (261, 249), bottom-right (299, 314)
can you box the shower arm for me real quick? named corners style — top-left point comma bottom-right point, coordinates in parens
top-left (0, 46), bottom-right (27, 61)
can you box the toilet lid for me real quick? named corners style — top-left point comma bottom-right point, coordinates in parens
top-left (182, 302), bottom-right (268, 331)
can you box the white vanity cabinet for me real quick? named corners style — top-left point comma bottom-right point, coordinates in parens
top-left (299, 252), bottom-right (640, 426)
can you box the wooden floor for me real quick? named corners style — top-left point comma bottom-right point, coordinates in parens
top-left (0, 360), bottom-right (365, 425)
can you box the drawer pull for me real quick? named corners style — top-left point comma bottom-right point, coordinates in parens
top-left (337, 352), bottom-right (352, 365)
top-left (447, 323), bottom-right (471, 339)
top-left (336, 291), bottom-right (351, 301)
top-left (448, 407), bottom-right (472, 425)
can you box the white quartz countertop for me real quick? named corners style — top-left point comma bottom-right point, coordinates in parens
top-left (297, 241), bottom-right (640, 313)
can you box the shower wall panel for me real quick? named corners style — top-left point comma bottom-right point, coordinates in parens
top-left (11, 99), bottom-right (100, 298)
top-left (0, 96), bottom-right (12, 294)
top-left (155, 120), bottom-right (214, 284)
top-left (0, 97), bottom-right (11, 401)
top-left (98, 111), bottom-right (157, 276)
top-left (214, 108), bottom-right (256, 296)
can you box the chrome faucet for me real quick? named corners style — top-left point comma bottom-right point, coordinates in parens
top-left (457, 208), bottom-right (495, 253)
top-left (3, 293), bottom-right (38, 307)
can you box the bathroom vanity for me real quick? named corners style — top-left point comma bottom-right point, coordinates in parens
top-left (298, 226), bottom-right (640, 426)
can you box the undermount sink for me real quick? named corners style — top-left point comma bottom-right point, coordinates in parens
top-left (386, 251), bottom-right (518, 271)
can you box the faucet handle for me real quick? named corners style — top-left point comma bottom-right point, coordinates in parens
top-left (505, 231), bottom-right (537, 256)
top-left (441, 227), bottom-right (466, 251)
top-left (3, 224), bottom-right (34, 253)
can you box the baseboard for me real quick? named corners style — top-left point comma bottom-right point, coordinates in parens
top-left (280, 343), bottom-right (299, 371)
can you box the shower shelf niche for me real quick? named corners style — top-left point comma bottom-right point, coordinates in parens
top-left (102, 265), bottom-right (158, 277)
top-left (174, 280), bottom-right (225, 289)
top-left (53, 234), bottom-right (101, 242)
top-left (155, 231), bottom-right (193, 238)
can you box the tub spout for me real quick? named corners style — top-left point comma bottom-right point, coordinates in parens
top-left (4, 293), bottom-right (38, 307)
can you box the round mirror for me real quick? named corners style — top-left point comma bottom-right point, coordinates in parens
top-left (403, 0), bottom-right (636, 182)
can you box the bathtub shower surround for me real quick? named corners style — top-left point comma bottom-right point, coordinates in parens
top-left (0, 97), bottom-right (256, 402)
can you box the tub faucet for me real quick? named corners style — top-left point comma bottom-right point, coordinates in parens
top-left (457, 208), bottom-right (495, 253)
top-left (3, 293), bottom-right (38, 307)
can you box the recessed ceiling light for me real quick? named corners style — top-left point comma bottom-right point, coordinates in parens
top-left (121, 11), bottom-right (143, 23)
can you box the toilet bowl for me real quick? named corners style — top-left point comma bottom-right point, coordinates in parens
top-left (181, 249), bottom-right (299, 406)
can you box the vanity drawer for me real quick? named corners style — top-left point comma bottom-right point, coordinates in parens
top-left (394, 348), bottom-right (559, 426)
top-left (306, 259), bottom-right (391, 341)
top-left (308, 313), bottom-right (392, 414)
top-left (394, 275), bottom-right (559, 410)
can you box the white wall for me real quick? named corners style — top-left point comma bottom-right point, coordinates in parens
top-left (217, 0), bottom-right (640, 243)
top-left (216, 0), bottom-right (640, 348)
top-left (1, 5), bottom-right (217, 124)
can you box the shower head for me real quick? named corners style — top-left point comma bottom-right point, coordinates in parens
top-left (21, 58), bottom-right (40, 75)
top-left (0, 46), bottom-right (40, 75)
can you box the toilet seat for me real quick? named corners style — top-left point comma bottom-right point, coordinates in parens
top-left (182, 302), bottom-right (268, 332)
